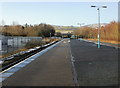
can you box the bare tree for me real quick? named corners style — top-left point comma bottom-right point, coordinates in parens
top-left (1, 20), bottom-right (5, 26)
top-left (0, 20), bottom-right (5, 34)
top-left (12, 21), bottom-right (19, 26)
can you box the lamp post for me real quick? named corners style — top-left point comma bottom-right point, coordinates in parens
top-left (91, 5), bottom-right (107, 48)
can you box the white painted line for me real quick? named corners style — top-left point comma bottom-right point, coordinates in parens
top-left (22, 61), bottom-right (31, 63)
top-left (2, 73), bottom-right (13, 78)
top-left (68, 40), bottom-right (70, 42)
top-left (1, 40), bottom-right (63, 82)
top-left (71, 56), bottom-right (75, 62)
top-left (4, 67), bottom-right (21, 73)
top-left (15, 64), bottom-right (27, 68)
top-left (28, 59), bottom-right (35, 61)
top-left (1, 40), bottom-right (62, 73)
top-left (69, 40), bottom-right (79, 86)
top-left (0, 78), bottom-right (5, 82)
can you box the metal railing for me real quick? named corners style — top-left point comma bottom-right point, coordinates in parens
top-left (0, 35), bottom-right (42, 57)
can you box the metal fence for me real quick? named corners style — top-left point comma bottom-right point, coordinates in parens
top-left (0, 35), bottom-right (42, 56)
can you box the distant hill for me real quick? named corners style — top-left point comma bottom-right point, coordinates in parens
top-left (84, 23), bottom-right (107, 28)
top-left (53, 23), bottom-right (108, 34)
top-left (53, 25), bottom-right (78, 34)
top-left (53, 25), bottom-right (78, 30)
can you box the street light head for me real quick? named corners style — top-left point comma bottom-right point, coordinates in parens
top-left (91, 6), bottom-right (96, 7)
top-left (102, 6), bottom-right (107, 8)
top-left (91, 5), bottom-right (107, 8)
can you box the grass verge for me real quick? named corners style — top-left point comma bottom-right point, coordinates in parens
top-left (86, 39), bottom-right (120, 44)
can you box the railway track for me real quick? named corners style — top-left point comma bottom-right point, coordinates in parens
top-left (1, 40), bottom-right (59, 71)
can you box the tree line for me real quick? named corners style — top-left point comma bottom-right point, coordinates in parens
top-left (74, 21), bottom-right (119, 42)
top-left (1, 23), bottom-right (56, 37)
